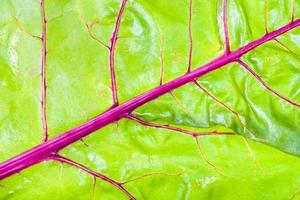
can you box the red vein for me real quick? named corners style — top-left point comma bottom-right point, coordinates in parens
top-left (1, 18), bottom-right (300, 180)
top-left (50, 155), bottom-right (135, 200)
top-left (127, 114), bottom-right (230, 175)
top-left (187, 0), bottom-right (193, 72)
top-left (41, 0), bottom-right (48, 143)
top-left (236, 59), bottom-right (300, 107)
top-left (223, 0), bottom-right (230, 54)
top-left (127, 114), bottom-right (234, 137)
top-left (109, 0), bottom-right (128, 107)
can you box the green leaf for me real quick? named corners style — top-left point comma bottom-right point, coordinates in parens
top-left (1, 0), bottom-right (300, 199)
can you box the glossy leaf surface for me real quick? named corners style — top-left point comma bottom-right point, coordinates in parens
top-left (0, 0), bottom-right (300, 199)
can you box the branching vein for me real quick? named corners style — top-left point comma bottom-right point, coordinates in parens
top-left (109, 0), bottom-right (128, 107)
top-left (127, 114), bottom-right (234, 137)
top-left (236, 59), bottom-right (300, 107)
top-left (1, 14), bottom-right (300, 180)
top-left (50, 154), bottom-right (136, 200)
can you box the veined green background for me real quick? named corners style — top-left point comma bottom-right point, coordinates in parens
top-left (1, 0), bottom-right (300, 199)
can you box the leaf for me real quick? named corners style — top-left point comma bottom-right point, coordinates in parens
top-left (1, 0), bottom-right (300, 199)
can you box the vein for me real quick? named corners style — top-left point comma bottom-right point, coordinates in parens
top-left (291, 0), bottom-right (295, 22)
top-left (187, 0), bottom-right (193, 72)
top-left (169, 91), bottom-right (199, 123)
top-left (41, 0), bottom-right (48, 142)
top-left (223, 0), bottom-right (231, 54)
top-left (242, 137), bottom-right (265, 174)
top-left (236, 59), bottom-right (300, 107)
top-left (1, 18), bottom-right (300, 180)
top-left (290, 187), bottom-right (300, 200)
top-left (193, 80), bottom-right (237, 115)
top-left (51, 154), bottom-right (179, 199)
top-left (120, 171), bottom-right (182, 185)
top-left (274, 38), bottom-right (299, 56)
top-left (76, 6), bottom-right (109, 49)
top-left (14, 17), bottom-right (42, 40)
top-left (80, 138), bottom-right (89, 147)
top-left (193, 80), bottom-right (259, 139)
top-left (50, 154), bottom-right (136, 200)
top-left (265, 0), bottom-right (269, 33)
top-left (92, 176), bottom-right (97, 200)
top-left (195, 137), bottom-right (225, 177)
top-left (127, 114), bottom-right (235, 137)
top-left (159, 33), bottom-right (164, 85)
top-left (127, 114), bottom-right (231, 176)
top-left (109, 0), bottom-right (128, 107)
top-left (85, 22), bottom-right (110, 49)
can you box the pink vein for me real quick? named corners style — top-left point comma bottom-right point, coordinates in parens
top-left (127, 114), bottom-right (235, 137)
top-left (193, 80), bottom-right (237, 115)
top-left (109, 0), bottom-right (128, 106)
top-left (223, 0), bottom-right (231, 53)
top-left (128, 114), bottom-right (229, 176)
top-left (50, 155), bottom-right (135, 200)
top-left (236, 59), bottom-right (300, 107)
top-left (0, 18), bottom-right (300, 180)
top-left (193, 80), bottom-right (258, 137)
top-left (187, 0), bottom-right (193, 72)
top-left (41, 0), bottom-right (48, 142)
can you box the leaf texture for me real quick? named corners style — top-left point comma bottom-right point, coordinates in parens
top-left (1, 0), bottom-right (300, 199)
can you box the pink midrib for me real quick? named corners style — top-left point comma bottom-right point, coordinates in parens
top-left (0, 19), bottom-right (299, 180)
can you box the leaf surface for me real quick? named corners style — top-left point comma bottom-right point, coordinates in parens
top-left (1, 0), bottom-right (300, 199)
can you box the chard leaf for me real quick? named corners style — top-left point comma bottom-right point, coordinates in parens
top-left (1, 0), bottom-right (300, 199)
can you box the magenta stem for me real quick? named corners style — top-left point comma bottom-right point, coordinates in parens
top-left (0, 18), bottom-right (299, 180)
